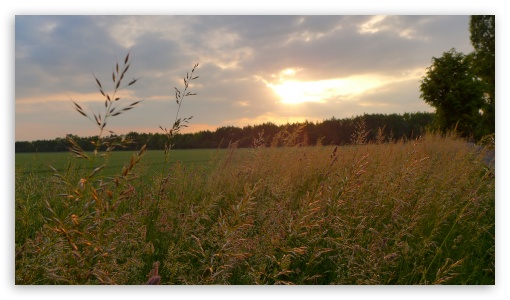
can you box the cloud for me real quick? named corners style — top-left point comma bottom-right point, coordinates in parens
top-left (15, 15), bottom-right (473, 141)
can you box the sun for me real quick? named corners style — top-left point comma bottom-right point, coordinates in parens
top-left (262, 67), bottom-right (396, 105)
top-left (268, 76), bottom-right (386, 105)
top-left (269, 80), bottom-right (325, 104)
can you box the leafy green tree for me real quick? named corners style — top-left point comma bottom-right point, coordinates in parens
top-left (420, 48), bottom-right (486, 138)
top-left (470, 15), bottom-right (495, 135)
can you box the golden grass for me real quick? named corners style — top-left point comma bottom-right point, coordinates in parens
top-left (15, 129), bottom-right (495, 284)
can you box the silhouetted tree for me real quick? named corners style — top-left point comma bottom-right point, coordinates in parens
top-left (470, 15), bottom-right (495, 136)
top-left (420, 49), bottom-right (485, 138)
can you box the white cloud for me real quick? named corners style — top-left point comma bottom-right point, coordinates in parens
top-left (359, 15), bottom-right (388, 34)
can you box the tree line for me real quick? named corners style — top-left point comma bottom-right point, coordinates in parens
top-left (15, 112), bottom-right (434, 153)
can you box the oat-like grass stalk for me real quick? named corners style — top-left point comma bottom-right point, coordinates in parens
top-left (69, 52), bottom-right (143, 161)
top-left (16, 52), bottom-right (152, 284)
top-left (159, 63), bottom-right (199, 163)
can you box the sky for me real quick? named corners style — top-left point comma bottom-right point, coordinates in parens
top-left (14, 15), bottom-right (476, 142)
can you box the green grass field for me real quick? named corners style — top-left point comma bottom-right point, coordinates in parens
top-left (15, 149), bottom-right (227, 177)
top-left (15, 134), bottom-right (495, 285)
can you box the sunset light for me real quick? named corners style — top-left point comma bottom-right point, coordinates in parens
top-left (13, 11), bottom-right (496, 287)
top-left (268, 75), bottom-right (389, 105)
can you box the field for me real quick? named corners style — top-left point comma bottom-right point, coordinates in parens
top-left (15, 149), bottom-right (226, 177)
top-left (15, 133), bottom-right (495, 284)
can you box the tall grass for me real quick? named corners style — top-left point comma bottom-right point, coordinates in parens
top-left (15, 53), bottom-right (495, 285)
top-left (15, 132), bottom-right (495, 284)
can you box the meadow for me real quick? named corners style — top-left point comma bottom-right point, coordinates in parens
top-left (15, 148), bottom-right (226, 177)
top-left (15, 132), bottom-right (495, 284)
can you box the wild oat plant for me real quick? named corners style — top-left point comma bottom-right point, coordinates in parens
top-left (15, 53), bottom-right (199, 284)
top-left (15, 53), bottom-right (494, 285)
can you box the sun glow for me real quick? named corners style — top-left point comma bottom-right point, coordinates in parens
top-left (268, 76), bottom-right (387, 105)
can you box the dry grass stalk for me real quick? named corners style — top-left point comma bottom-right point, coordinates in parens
top-left (160, 63), bottom-right (199, 161)
top-left (146, 261), bottom-right (161, 285)
top-left (68, 52), bottom-right (143, 160)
